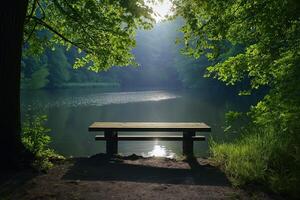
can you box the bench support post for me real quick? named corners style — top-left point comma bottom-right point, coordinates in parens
top-left (105, 130), bottom-right (118, 155)
top-left (183, 131), bottom-right (195, 157)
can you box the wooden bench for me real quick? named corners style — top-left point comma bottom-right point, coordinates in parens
top-left (88, 122), bottom-right (211, 156)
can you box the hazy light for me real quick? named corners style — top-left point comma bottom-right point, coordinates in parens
top-left (149, 144), bottom-right (167, 157)
top-left (146, 0), bottom-right (173, 22)
top-left (147, 142), bottom-right (175, 158)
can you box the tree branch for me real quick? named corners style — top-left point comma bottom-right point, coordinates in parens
top-left (24, 0), bottom-right (47, 43)
top-left (26, 0), bottom-right (38, 23)
top-left (37, 0), bottom-right (46, 20)
top-left (29, 16), bottom-right (90, 52)
top-left (54, 0), bottom-right (125, 37)
top-left (24, 22), bottom-right (38, 43)
top-left (52, 0), bottom-right (99, 43)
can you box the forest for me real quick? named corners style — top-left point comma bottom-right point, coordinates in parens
top-left (21, 18), bottom-right (225, 90)
top-left (0, 0), bottom-right (299, 199)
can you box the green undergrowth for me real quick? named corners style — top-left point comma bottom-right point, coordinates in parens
top-left (210, 126), bottom-right (300, 199)
top-left (22, 114), bottom-right (64, 171)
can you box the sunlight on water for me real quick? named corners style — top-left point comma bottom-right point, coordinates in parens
top-left (41, 90), bottom-right (180, 108)
top-left (143, 141), bottom-right (176, 158)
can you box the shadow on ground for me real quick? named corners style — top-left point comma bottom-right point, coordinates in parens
top-left (0, 169), bottom-right (37, 197)
top-left (63, 154), bottom-right (230, 186)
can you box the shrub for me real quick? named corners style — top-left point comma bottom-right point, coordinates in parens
top-left (22, 114), bottom-right (64, 171)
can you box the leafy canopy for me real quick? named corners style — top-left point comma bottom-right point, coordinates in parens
top-left (174, 0), bottom-right (300, 91)
top-left (173, 0), bottom-right (300, 196)
top-left (24, 0), bottom-right (154, 71)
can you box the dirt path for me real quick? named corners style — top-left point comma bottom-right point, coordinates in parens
top-left (2, 154), bottom-right (273, 200)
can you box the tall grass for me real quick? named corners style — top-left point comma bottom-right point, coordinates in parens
top-left (210, 127), bottom-right (300, 198)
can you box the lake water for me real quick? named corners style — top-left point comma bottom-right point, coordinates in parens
top-left (21, 88), bottom-right (252, 158)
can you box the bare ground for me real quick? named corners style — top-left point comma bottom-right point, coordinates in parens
top-left (1, 154), bottom-right (275, 200)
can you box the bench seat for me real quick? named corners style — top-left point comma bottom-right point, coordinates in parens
top-left (89, 122), bottom-right (211, 132)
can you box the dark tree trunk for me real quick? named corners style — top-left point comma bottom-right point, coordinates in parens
top-left (0, 0), bottom-right (30, 169)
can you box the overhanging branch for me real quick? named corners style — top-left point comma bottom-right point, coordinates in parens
top-left (26, 0), bottom-right (38, 23)
top-left (29, 16), bottom-right (91, 53)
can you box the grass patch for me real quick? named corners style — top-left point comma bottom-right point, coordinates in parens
top-left (210, 128), bottom-right (300, 199)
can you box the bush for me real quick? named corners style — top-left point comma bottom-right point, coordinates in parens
top-left (22, 114), bottom-right (64, 171)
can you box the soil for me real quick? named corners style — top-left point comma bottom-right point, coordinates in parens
top-left (1, 154), bottom-right (275, 200)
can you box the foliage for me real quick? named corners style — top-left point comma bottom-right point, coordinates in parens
top-left (174, 0), bottom-right (300, 197)
top-left (21, 55), bottom-right (49, 89)
top-left (22, 18), bottom-right (227, 89)
top-left (28, 67), bottom-right (49, 89)
top-left (210, 125), bottom-right (300, 198)
top-left (46, 46), bottom-right (70, 88)
top-left (22, 114), bottom-right (64, 171)
top-left (24, 0), bottom-right (154, 71)
top-left (22, 65), bottom-right (49, 90)
top-left (174, 0), bottom-right (300, 91)
top-left (22, 45), bottom-right (120, 89)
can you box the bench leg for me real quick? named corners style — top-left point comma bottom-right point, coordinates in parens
top-left (105, 131), bottom-right (118, 155)
top-left (183, 131), bottom-right (195, 157)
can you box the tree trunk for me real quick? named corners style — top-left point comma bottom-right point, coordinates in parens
top-left (0, 0), bottom-right (30, 169)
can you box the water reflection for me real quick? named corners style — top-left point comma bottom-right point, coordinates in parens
top-left (144, 142), bottom-right (176, 158)
top-left (21, 88), bottom-right (254, 157)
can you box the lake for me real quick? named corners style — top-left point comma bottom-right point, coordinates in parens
top-left (21, 87), bottom-right (252, 158)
